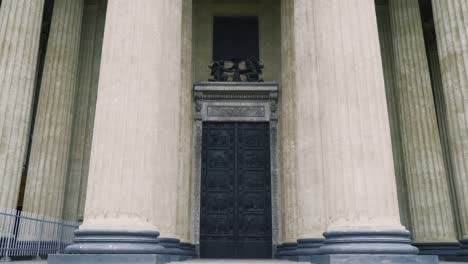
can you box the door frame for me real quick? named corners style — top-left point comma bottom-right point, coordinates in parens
top-left (191, 82), bottom-right (280, 255)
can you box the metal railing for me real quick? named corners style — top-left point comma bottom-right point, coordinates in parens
top-left (0, 208), bottom-right (79, 262)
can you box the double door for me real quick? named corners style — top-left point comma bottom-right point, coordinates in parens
top-left (200, 122), bottom-right (272, 259)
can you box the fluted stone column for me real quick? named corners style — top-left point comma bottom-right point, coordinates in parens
top-left (278, 0), bottom-right (325, 259)
top-left (22, 0), bottom-right (83, 219)
top-left (388, 0), bottom-right (459, 254)
top-left (427, 48), bottom-right (460, 237)
top-left (376, 5), bottom-right (412, 231)
top-left (432, 0), bottom-right (468, 251)
top-left (175, 0), bottom-right (193, 246)
top-left (0, 0), bottom-right (44, 210)
top-left (278, 0), bottom-right (299, 255)
top-left (62, 2), bottom-right (99, 222)
top-left (316, 0), bottom-right (402, 234)
top-left (301, 1), bottom-right (436, 262)
top-left (76, 0), bottom-right (106, 221)
top-left (63, 1), bottom-right (188, 261)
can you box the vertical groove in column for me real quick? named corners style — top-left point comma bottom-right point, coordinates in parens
top-left (0, 0), bottom-right (44, 210)
top-left (376, 5), bottom-right (412, 231)
top-left (23, 0), bottom-right (83, 219)
top-left (389, 0), bottom-right (457, 242)
top-left (62, 3), bottom-right (98, 222)
top-left (432, 0), bottom-right (468, 239)
top-left (175, 0), bottom-right (193, 243)
top-left (77, 0), bottom-right (106, 221)
top-left (315, 0), bottom-right (402, 230)
top-left (279, 0), bottom-right (299, 243)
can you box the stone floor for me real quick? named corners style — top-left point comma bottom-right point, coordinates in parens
top-left (3, 259), bottom-right (468, 264)
top-left (181, 260), bottom-right (302, 264)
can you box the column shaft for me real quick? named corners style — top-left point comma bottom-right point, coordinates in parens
top-left (427, 48), bottom-right (461, 236)
top-left (279, 0), bottom-right (299, 246)
top-left (309, 0), bottom-right (418, 257)
top-left (432, 0), bottom-right (468, 247)
top-left (279, 0), bottom-right (326, 257)
top-left (389, 0), bottom-right (458, 247)
top-left (62, 3), bottom-right (99, 222)
top-left (317, 0), bottom-right (402, 232)
top-left (376, 5), bottom-right (412, 231)
top-left (175, 0), bottom-right (193, 243)
top-left (22, 0), bottom-right (83, 218)
top-left (0, 0), bottom-right (44, 210)
top-left (66, 0), bottom-right (185, 256)
top-left (77, 0), bottom-right (107, 221)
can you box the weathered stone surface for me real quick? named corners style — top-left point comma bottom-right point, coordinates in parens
top-left (79, 0), bottom-right (184, 238)
top-left (62, 2), bottom-right (100, 222)
top-left (308, 254), bottom-right (438, 264)
top-left (0, 0), bottom-right (44, 210)
top-left (312, 0), bottom-right (403, 234)
top-left (280, 0), bottom-right (326, 246)
top-left (278, 0), bottom-right (298, 245)
top-left (23, 0), bottom-right (83, 218)
top-left (432, 0), bottom-right (468, 243)
top-left (376, 4), bottom-right (411, 231)
top-left (176, 0), bottom-right (193, 244)
top-left (76, 0), bottom-right (107, 221)
top-left (49, 254), bottom-right (171, 264)
top-left (388, 0), bottom-right (458, 244)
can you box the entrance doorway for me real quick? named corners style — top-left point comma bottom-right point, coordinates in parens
top-left (200, 122), bottom-right (272, 259)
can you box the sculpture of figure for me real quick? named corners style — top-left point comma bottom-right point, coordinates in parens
top-left (208, 58), bottom-right (264, 82)
top-left (209, 60), bottom-right (228, 81)
top-left (244, 60), bottom-right (264, 82)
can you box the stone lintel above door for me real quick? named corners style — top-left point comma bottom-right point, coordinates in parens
top-left (193, 82), bottom-right (279, 122)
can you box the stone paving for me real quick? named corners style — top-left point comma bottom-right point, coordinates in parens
top-left (3, 259), bottom-right (468, 264)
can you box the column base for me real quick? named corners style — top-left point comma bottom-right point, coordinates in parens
top-left (413, 241), bottom-right (461, 256)
top-left (319, 230), bottom-right (419, 255)
top-left (156, 237), bottom-right (197, 260)
top-left (296, 238), bottom-right (324, 256)
top-left (458, 238), bottom-right (468, 255)
top-left (306, 255), bottom-right (438, 264)
top-left (65, 230), bottom-right (167, 254)
top-left (48, 254), bottom-right (172, 264)
top-left (57, 230), bottom-right (195, 263)
top-left (179, 242), bottom-right (197, 257)
top-left (275, 242), bottom-right (298, 260)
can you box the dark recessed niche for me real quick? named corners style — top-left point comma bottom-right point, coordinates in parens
top-left (212, 16), bottom-right (259, 61)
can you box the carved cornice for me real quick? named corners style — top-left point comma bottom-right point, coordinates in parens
top-left (193, 82), bottom-right (279, 121)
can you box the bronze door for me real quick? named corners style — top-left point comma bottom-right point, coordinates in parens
top-left (200, 122), bottom-right (272, 258)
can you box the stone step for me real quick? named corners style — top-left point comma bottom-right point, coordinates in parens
top-left (179, 260), bottom-right (306, 264)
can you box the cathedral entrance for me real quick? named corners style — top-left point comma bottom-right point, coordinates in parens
top-left (200, 122), bottom-right (272, 259)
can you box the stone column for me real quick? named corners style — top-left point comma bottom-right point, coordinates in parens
top-left (22, 0), bottom-right (83, 219)
top-left (306, 0), bottom-right (434, 262)
top-left (0, 0), bottom-right (44, 210)
top-left (278, 0), bottom-right (299, 256)
top-left (63, 0), bottom-right (188, 261)
top-left (175, 0), bottom-right (194, 247)
top-left (62, 2), bottom-right (99, 222)
top-left (432, 0), bottom-right (468, 252)
top-left (279, 0), bottom-right (325, 258)
top-left (427, 48), bottom-right (460, 237)
top-left (376, 5), bottom-right (412, 231)
top-left (388, 0), bottom-right (459, 254)
top-left (76, 0), bottom-right (107, 221)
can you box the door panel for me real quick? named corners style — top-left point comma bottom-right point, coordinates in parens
top-left (200, 122), bottom-right (272, 259)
